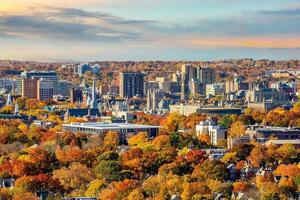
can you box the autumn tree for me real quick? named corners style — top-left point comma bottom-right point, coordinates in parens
top-left (85, 179), bottom-right (106, 197)
top-left (228, 121), bottom-right (246, 138)
top-left (104, 131), bottom-right (119, 147)
top-left (94, 160), bottom-right (122, 182)
top-left (99, 179), bottom-right (137, 200)
top-left (152, 135), bottom-right (170, 150)
top-left (55, 146), bottom-right (86, 165)
top-left (247, 144), bottom-right (266, 167)
top-left (53, 163), bottom-right (94, 192)
top-left (163, 112), bottom-right (184, 132)
top-left (127, 188), bottom-right (144, 200)
top-left (192, 160), bottom-right (230, 181)
top-left (127, 132), bottom-right (151, 149)
top-left (233, 182), bottom-right (249, 192)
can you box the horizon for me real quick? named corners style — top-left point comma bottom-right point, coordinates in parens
top-left (1, 0), bottom-right (300, 61)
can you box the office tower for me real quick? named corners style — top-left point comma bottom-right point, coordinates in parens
top-left (74, 63), bottom-right (90, 76)
top-left (17, 71), bottom-right (58, 95)
top-left (15, 79), bottom-right (22, 95)
top-left (56, 81), bottom-right (73, 97)
top-left (74, 64), bottom-right (101, 76)
top-left (181, 64), bottom-right (195, 100)
top-left (37, 79), bottom-right (54, 101)
top-left (20, 71), bottom-right (58, 81)
top-left (119, 72), bottom-right (144, 98)
top-left (144, 81), bottom-right (159, 94)
top-left (147, 89), bottom-right (159, 112)
top-left (189, 79), bottom-right (201, 96)
top-left (181, 75), bottom-right (189, 101)
top-left (70, 87), bottom-right (83, 103)
top-left (206, 83), bottom-right (225, 98)
top-left (21, 78), bottom-right (38, 99)
top-left (0, 79), bottom-right (15, 92)
top-left (181, 64), bottom-right (196, 81)
top-left (196, 67), bottom-right (216, 85)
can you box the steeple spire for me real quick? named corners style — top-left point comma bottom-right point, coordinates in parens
top-left (6, 93), bottom-right (12, 106)
top-left (14, 103), bottom-right (19, 115)
top-left (90, 75), bottom-right (98, 109)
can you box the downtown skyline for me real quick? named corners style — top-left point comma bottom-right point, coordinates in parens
top-left (0, 0), bottom-right (300, 61)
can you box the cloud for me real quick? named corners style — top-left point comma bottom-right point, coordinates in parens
top-left (1, 2), bottom-right (300, 61)
top-left (163, 7), bottom-right (300, 37)
top-left (0, 6), bottom-right (155, 41)
top-left (258, 8), bottom-right (300, 15)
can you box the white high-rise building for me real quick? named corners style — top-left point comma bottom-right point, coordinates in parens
top-left (147, 89), bottom-right (159, 112)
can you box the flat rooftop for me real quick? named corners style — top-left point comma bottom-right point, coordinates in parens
top-left (62, 122), bottom-right (161, 130)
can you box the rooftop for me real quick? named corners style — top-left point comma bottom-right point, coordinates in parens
top-left (62, 122), bottom-right (160, 130)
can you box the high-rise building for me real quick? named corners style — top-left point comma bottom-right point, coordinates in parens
top-left (70, 87), bottom-right (83, 103)
top-left (147, 89), bottom-right (159, 112)
top-left (21, 78), bottom-right (38, 99)
top-left (196, 67), bottom-right (216, 86)
top-left (206, 83), bottom-right (225, 98)
top-left (119, 72), bottom-right (144, 98)
top-left (56, 81), bottom-right (73, 97)
top-left (20, 71), bottom-right (58, 81)
top-left (181, 75), bottom-right (189, 101)
top-left (74, 64), bottom-right (101, 76)
top-left (17, 71), bottom-right (58, 95)
top-left (37, 79), bottom-right (54, 101)
top-left (181, 64), bottom-right (194, 100)
top-left (0, 79), bottom-right (15, 92)
top-left (181, 64), bottom-right (196, 81)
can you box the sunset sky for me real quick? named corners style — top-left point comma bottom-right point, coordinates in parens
top-left (0, 0), bottom-right (300, 61)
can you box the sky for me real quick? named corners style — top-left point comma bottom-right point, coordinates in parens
top-left (0, 0), bottom-right (300, 62)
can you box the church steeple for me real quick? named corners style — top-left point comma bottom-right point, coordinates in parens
top-left (6, 93), bottom-right (12, 106)
top-left (90, 75), bottom-right (98, 109)
top-left (14, 103), bottom-right (19, 115)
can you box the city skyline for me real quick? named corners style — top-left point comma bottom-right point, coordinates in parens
top-left (1, 0), bottom-right (300, 61)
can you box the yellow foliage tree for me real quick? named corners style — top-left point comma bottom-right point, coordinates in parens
top-left (104, 131), bottom-right (119, 147)
top-left (221, 152), bottom-right (237, 164)
top-left (128, 132), bottom-right (149, 147)
top-left (198, 134), bottom-right (210, 145)
top-left (152, 135), bottom-right (170, 150)
top-left (127, 188), bottom-right (144, 200)
top-left (85, 179), bottom-right (106, 197)
top-left (228, 121), bottom-right (245, 138)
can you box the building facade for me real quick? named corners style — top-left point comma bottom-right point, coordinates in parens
top-left (119, 72), bottom-right (144, 98)
top-left (195, 119), bottom-right (226, 145)
top-left (21, 78), bottom-right (38, 99)
top-left (37, 79), bottom-right (54, 101)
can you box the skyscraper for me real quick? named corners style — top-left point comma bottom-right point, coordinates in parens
top-left (147, 89), bottom-right (159, 112)
top-left (70, 87), bottom-right (83, 103)
top-left (16, 71), bottom-right (58, 95)
top-left (181, 64), bottom-right (195, 100)
top-left (196, 67), bottom-right (216, 86)
top-left (21, 77), bottom-right (38, 99)
top-left (119, 72), bottom-right (144, 98)
top-left (37, 79), bottom-right (54, 101)
top-left (180, 64), bottom-right (216, 99)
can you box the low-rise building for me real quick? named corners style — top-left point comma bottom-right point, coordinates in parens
top-left (62, 122), bottom-right (160, 143)
top-left (206, 83), bottom-right (225, 98)
top-left (170, 104), bottom-right (242, 116)
top-left (196, 119), bottom-right (226, 145)
top-left (227, 135), bottom-right (251, 149)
